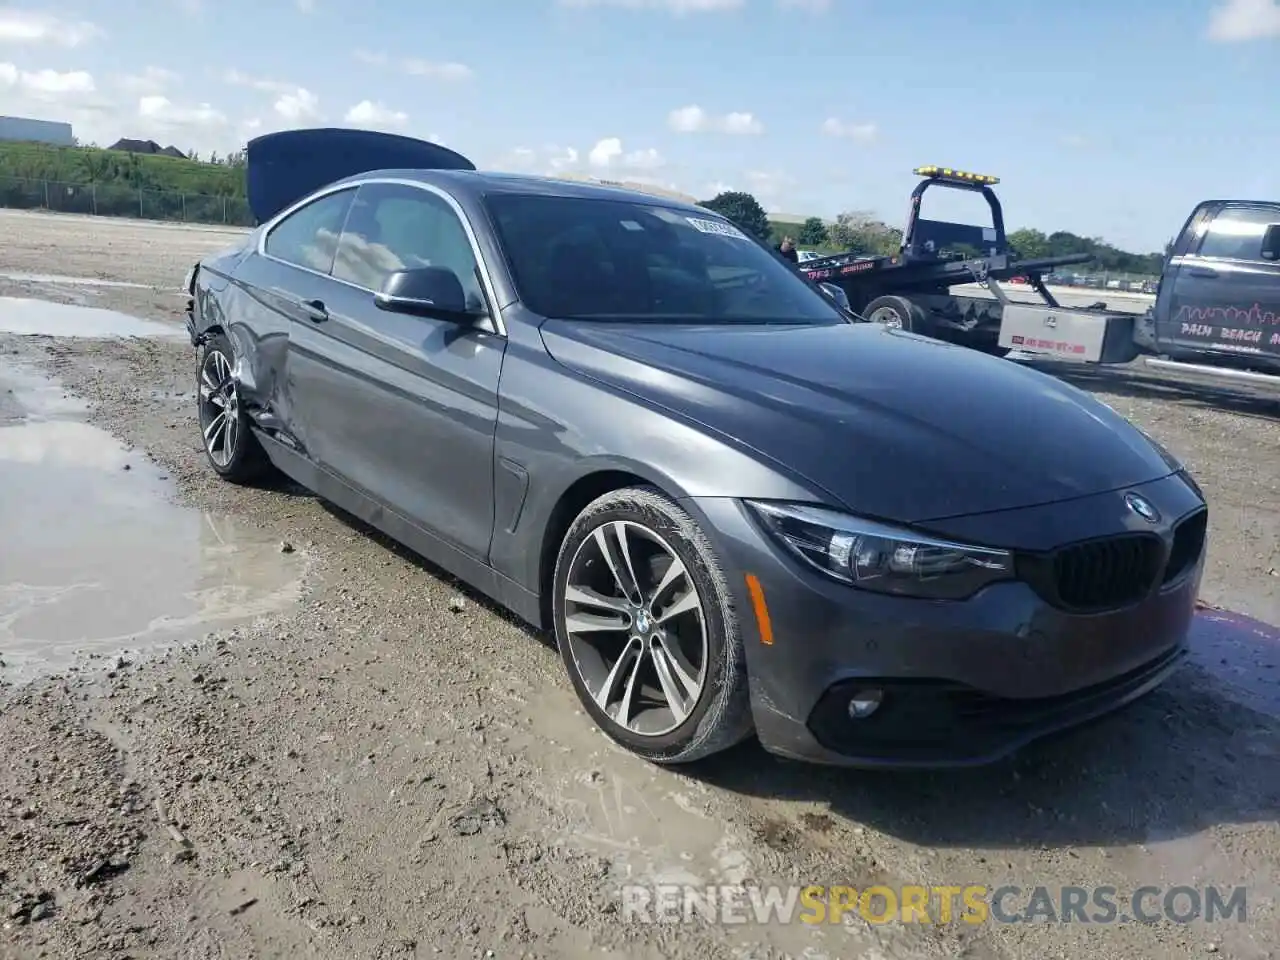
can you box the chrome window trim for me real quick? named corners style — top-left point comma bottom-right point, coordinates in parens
top-left (257, 176), bottom-right (507, 337)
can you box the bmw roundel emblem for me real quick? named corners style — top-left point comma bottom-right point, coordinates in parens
top-left (1124, 492), bottom-right (1161, 524)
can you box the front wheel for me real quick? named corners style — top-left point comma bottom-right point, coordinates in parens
top-left (552, 486), bottom-right (753, 764)
top-left (196, 332), bottom-right (272, 484)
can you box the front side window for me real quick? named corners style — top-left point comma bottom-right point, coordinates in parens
top-left (484, 192), bottom-right (845, 324)
top-left (332, 182), bottom-right (485, 311)
top-left (263, 188), bottom-right (355, 274)
top-left (1196, 205), bottom-right (1279, 262)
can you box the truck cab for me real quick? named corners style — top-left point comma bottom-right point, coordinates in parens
top-left (1144, 200), bottom-right (1280, 373)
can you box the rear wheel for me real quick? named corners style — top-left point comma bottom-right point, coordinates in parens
top-left (196, 332), bottom-right (272, 484)
top-left (552, 486), bottom-right (753, 764)
top-left (863, 294), bottom-right (925, 333)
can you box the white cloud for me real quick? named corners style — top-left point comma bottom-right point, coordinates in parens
top-left (403, 58), bottom-right (473, 81)
top-left (0, 9), bottom-right (101, 46)
top-left (821, 117), bottom-right (877, 142)
top-left (547, 146), bottom-right (579, 170)
top-left (343, 99), bottom-right (408, 129)
top-left (556, 0), bottom-right (743, 12)
top-left (273, 87), bottom-right (320, 122)
top-left (1207, 0), bottom-right (1280, 40)
top-left (296, 0), bottom-right (315, 9)
top-left (223, 69), bottom-right (321, 123)
top-left (355, 48), bottom-right (474, 81)
top-left (222, 68), bottom-right (301, 96)
top-left (137, 95), bottom-right (227, 128)
top-left (587, 137), bottom-right (622, 167)
top-left (586, 137), bottom-right (664, 169)
top-left (667, 104), bottom-right (763, 135)
top-left (777, 0), bottom-right (829, 9)
top-left (621, 146), bottom-right (663, 169)
top-left (496, 139), bottom-right (664, 176)
top-left (0, 62), bottom-right (94, 98)
top-left (114, 66), bottom-right (178, 96)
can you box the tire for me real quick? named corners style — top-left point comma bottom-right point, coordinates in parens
top-left (863, 294), bottom-right (925, 333)
top-left (196, 332), bottom-right (272, 484)
top-left (552, 486), bottom-right (753, 764)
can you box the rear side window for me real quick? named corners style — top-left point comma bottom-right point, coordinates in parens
top-left (264, 188), bottom-right (356, 274)
top-left (1196, 205), bottom-right (1279, 262)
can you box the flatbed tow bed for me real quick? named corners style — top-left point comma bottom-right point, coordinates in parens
top-left (800, 166), bottom-right (1144, 365)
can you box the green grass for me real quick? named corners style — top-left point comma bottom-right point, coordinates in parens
top-left (0, 141), bottom-right (245, 196)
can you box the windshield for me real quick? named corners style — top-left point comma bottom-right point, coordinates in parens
top-left (484, 192), bottom-right (845, 324)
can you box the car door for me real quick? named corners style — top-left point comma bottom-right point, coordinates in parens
top-left (1160, 202), bottom-right (1280, 361)
top-left (228, 185), bottom-right (358, 448)
top-left (285, 179), bottom-right (507, 561)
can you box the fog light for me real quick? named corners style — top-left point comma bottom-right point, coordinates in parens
top-left (847, 689), bottom-right (884, 719)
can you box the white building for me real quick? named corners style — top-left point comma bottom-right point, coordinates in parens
top-left (0, 115), bottom-right (75, 147)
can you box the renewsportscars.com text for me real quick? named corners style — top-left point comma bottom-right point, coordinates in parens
top-left (620, 884), bottom-right (1248, 926)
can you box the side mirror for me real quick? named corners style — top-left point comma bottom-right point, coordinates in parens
top-left (1261, 224), bottom-right (1280, 262)
top-left (375, 266), bottom-right (470, 321)
top-left (820, 282), bottom-right (851, 311)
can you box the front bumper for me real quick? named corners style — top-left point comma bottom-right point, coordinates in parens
top-left (687, 472), bottom-right (1206, 768)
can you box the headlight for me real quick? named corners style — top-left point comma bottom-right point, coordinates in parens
top-left (745, 501), bottom-right (1013, 600)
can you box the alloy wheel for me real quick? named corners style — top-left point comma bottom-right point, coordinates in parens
top-left (562, 520), bottom-right (709, 738)
top-left (199, 347), bottom-right (239, 467)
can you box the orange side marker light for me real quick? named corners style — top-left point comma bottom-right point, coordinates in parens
top-left (744, 573), bottom-right (774, 646)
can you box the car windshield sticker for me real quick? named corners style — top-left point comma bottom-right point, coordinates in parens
top-left (620, 220), bottom-right (645, 231)
top-left (686, 217), bottom-right (749, 240)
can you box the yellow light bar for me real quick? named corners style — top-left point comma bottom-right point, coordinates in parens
top-left (913, 165), bottom-right (1000, 185)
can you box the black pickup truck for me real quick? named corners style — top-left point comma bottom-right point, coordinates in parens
top-left (1134, 200), bottom-right (1280, 374)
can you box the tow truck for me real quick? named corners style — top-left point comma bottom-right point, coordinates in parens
top-left (800, 166), bottom-right (1140, 364)
top-left (802, 167), bottom-right (1280, 391)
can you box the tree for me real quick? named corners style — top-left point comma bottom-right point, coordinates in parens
top-left (797, 216), bottom-right (828, 246)
top-left (698, 190), bottom-right (771, 241)
top-left (1007, 228), bottom-right (1050, 260)
top-left (826, 210), bottom-right (902, 256)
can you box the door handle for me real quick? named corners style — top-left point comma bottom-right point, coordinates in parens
top-left (300, 298), bottom-right (328, 322)
top-left (1187, 266), bottom-right (1218, 278)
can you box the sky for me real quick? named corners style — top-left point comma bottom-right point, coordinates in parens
top-left (1, 0), bottom-right (1278, 253)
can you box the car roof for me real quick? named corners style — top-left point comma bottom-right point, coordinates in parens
top-left (333, 167), bottom-right (709, 214)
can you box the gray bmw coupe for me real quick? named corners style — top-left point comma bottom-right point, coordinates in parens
top-left (183, 128), bottom-right (1207, 768)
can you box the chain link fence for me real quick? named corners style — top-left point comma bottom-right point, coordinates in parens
top-left (0, 176), bottom-right (253, 226)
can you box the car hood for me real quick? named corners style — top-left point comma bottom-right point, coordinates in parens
top-left (539, 319), bottom-right (1177, 523)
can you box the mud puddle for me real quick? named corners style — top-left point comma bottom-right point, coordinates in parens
top-left (1190, 607), bottom-right (1280, 720)
top-left (0, 296), bottom-right (185, 338)
top-left (521, 691), bottom-right (915, 960)
top-left (0, 361), bottom-right (305, 683)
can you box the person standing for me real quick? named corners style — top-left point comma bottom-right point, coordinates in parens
top-left (776, 236), bottom-right (799, 263)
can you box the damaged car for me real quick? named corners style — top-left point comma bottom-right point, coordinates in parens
top-left (183, 128), bottom-right (1208, 768)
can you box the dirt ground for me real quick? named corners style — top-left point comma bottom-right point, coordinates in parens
top-left (0, 208), bottom-right (1277, 960)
